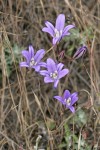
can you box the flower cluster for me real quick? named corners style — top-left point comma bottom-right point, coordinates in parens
top-left (20, 14), bottom-right (87, 113)
top-left (20, 46), bottom-right (69, 88)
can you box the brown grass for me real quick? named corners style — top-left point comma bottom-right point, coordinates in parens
top-left (0, 0), bottom-right (100, 149)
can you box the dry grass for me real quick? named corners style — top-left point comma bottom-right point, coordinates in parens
top-left (0, 0), bottom-right (100, 149)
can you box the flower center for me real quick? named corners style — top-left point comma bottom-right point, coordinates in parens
top-left (64, 97), bottom-right (71, 106)
top-left (50, 71), bottom-right (58, 79)
top-left (54, 29), bottom-right (62, 38)
top-left (30, 58), bottom-right (37, 67)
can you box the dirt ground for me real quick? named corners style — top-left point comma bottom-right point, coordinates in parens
top-left (0, 0), bottom-right (100, 150)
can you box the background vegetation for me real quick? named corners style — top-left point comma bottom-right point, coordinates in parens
top-left (0, 0), bottom-right (100, 149)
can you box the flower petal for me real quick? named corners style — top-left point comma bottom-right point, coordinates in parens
top-left (63, 90), bottom-right (71, 100)
top-left (54, 79), bottom-right (59, 88)
top-left (44, 76), bottom-right (54, 83)
top-left (57, 63), bottom-right (64, 72)
top-left (42, 27), bottom-right (54, 37)
top-left (73, 46), bottom-right (87, 59)
top-left (52, 37), bottom-right (58, 45)
top-left (45, 21), bottom-right (54, 29)
top-left (39, 70), bottom-right (49, 76)
top-left (71, 92), bottom-right (78, 98)
top-left (55, 14), bottom-right (65, 30)
top-left (33, 65), bottom-right (40, 72)
top-left (47, 58), bottom-right (57, 73)
top-left (20, 62), bottom-right (29, 67)
top-left (58, 69), bottom-right (69, 79)
top-left (34, 49), bottom-right (45, 63)
top-left (62, 32), bottom-right (70, 37)
top-left (54, 96), bottom-right (63, 103)
top-left (45, 21), bottom-right (55, 35)
top-left (63, 25), bottom-right (75, 36)
top-left (69, 106), bottom-right (75, 113)
top-left (39, 62), bottom-right (47, 67)
top-left (71, 92), bottom-right (78, 105)
top-left (52, 37), bottom-right (61, 45)
top-left (22, 50), bottom-right (30, 63)
top-left (29, 45), bottom-right (34, 57)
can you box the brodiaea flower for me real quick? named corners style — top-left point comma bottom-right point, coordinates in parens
top-left (54, 90), bottom-right (78, 113)
top-left (73, 45), bottom-right (87, 59)
top-left (20, 45), bottom-right (46, 72)
top-left (42, 14), bottom-right (75, 45)
top-left (40, 58), bottom-right (69, 88)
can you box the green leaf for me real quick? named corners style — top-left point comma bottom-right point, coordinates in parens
top-left (74, 109), bottom-right (87, 126)
top-left (58, 143), bottom-right (67, 148)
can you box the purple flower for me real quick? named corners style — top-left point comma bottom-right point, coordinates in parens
top-left (73, 46), bottom-right (87, 59)
top-left (40, 58), bottom-right (69, 88)
top-left (54, 90), bottom-right (78, 113)
top-left (20, 45), bottom-right (46, 72)
top-left (42, 14), bottom-right (75, 45)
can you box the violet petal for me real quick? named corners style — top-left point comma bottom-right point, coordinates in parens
top-left (54, 96), bottom-right (63, 103)
top-left (29, 45), bottom-right (34, 58)
top-left (39, 62), bottom-right (47, 67)
top-left (63, 25), bottom-right (75, 36)
top-left (52, 37), bottom-right (60, 45)
top-left (54, 79), bottom-right (59, 88)
top-left (33, 66), bottom-right (40, 72)
top-left (42, 27), bottom-right (54, 37)
top-left (71, 92), bottom-right (78, 105)
top-left (58, 69), bottom-right (69, 79)
top-left (44, 76), bottom-right (54, 83)
top-left (20, 62), bottom-right (29, 67)
top-left (57, 63), bottom-right (64, 72)
top-left (63, 90), bottom-right (71, 100)
top-left (39, 70), bottom-right (49, 76)
top-left (73, 46), bottom-right (87, 59)
top-left (69, 106), bottom-right (75, 113)
top-left (55, 14), bottom-right (65, 30)
top-left (47, 58), bottom-right (57, 73)
top-left (22, 50), bottom-right (30, 63)
top-left (34, 49), bottom-right (45, 63)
